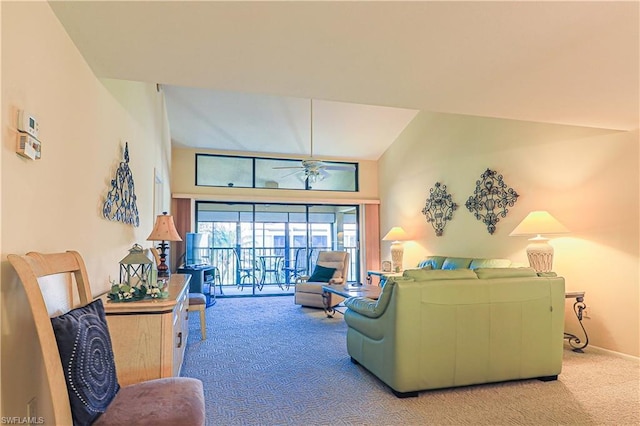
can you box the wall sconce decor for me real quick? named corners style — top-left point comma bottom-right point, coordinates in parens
top-left (422, 182), bottom-right (458, 236)
top-left (103, 142), bottom-right (140, 227)
top-left (465, 168), bottom-right (519, 234)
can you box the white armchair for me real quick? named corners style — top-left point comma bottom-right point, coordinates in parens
top-left (294, 251), bottom-right (350, 308)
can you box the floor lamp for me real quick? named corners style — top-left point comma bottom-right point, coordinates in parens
top-left (382, 226), bottom-right (410, 272)
top-left (509, 211), bottom-right (569, 273)
top-left (147, 212), bottom-right (182, 277)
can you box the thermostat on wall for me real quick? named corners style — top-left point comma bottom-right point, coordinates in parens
top-left (16, 132), bottom-right (41, 160)
top-left (17, 109), bottom-right (39, 139)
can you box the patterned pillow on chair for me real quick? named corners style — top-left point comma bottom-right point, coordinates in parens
top-left (51, 299), bottom-right (120, 426)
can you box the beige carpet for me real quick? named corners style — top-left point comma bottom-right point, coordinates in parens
top-left (182, 295), bottom-right (639, 426)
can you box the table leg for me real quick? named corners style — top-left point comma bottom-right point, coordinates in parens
top-left (322, 289), bottom-right (335, 318)
top-left (564, 295), bottom-right (589, 352)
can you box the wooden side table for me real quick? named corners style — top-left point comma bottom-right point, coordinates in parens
top-left (565, 291), bottom-right (589, 352)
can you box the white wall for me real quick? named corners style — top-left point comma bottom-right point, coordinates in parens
top-left (379, 110), bottom-right (639, 357)
top-left (1, 2), bottom-right (172, 420)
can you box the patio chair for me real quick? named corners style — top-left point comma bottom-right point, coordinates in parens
top-left (282, 248), bottom-right (311, 288)
top-left (7, 250), bottom-right (205, 426)
top-left (294, 250), bottom-right (350, 309)
top-left (233, 248), bottom-right (260, 291)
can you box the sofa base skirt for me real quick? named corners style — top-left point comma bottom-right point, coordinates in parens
top-left (351, 354), bottom-right (561, 398)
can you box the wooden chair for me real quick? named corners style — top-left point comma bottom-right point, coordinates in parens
top-left (8, 251), bottom-right (206, 426)
top-left (151, 247), bottom-right (206, 340)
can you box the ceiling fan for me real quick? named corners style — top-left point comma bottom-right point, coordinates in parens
top-left (273, 99), bottom-right (355, 184)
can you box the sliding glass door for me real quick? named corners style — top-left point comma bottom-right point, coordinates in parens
top-left (195, 202), bottom-right (360, 296)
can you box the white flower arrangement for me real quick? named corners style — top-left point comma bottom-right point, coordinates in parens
top-left (108, 279), bottom-right (168, 302)
top-left (146, 280), bottom-right (169, 299)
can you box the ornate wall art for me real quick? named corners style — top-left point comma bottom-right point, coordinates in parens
top-left (103, 142), bottom-right (140, 227)
top-left (465, 168), bottom-right (519, 234)
top-left (421, 182), bottom-right (458, 236)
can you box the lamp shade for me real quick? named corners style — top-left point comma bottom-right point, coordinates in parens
top-left (509, 211), bottom-right (569, 236)
top-left (382, 226), bottom-right (409, 241)
top-left (147, 212), bottom-right (182, 242)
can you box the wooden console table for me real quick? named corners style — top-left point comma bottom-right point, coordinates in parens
top-left (565, 291), bottom-right (589, 352)
top-left (99, 274), bottom-right (191, 386)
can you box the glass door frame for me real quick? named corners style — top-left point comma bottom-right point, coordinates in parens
top-left (194, 201), bottom-right (360, 296)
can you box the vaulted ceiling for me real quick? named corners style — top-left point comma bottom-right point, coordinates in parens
top-left (50, 1), bottom-right (639, 161)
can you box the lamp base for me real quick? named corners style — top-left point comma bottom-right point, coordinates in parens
top-left (156, 241), bottom-right (171, 277)
top-left (390, 242), bottom-right (404, 272)
top-left (526, 236), bottom-right (554, 273)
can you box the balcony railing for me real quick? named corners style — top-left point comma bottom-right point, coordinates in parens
top-left (191, 247), bottom-right (358, 292)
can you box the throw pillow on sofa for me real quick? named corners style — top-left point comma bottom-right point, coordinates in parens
top-left (403, 268), bottom-right (478, 281)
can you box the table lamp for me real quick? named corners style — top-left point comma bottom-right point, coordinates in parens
top-left (382, 226), bottom-right (410, 272)
top-left (509, 211), bottom-right (569, 272)
top-left (147, 212), bottom-right (182, 277)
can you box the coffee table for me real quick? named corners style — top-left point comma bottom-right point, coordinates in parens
top-left (321, 283), bottom-right (382, 317)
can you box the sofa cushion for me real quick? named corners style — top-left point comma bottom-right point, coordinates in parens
top-left (474, 267), bottom-right (538, 279)
top-left (403, 269), bottom-right (478, 280)
top-left (50, 299), bottom-right (120, 426)
top-left (308, 265), bottom-right (336, 282)
top-left (442, 257), bottom-right (473, 269)
top-left (469, 258), bottom-right (512, 269)
top-left (417, 256), bottom-right (446, 269)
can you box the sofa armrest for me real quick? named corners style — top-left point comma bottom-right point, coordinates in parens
top-left (344, 307), bottom-right (385, 340)
top-left (344, 297), bottom-right (380, 317)
top-left (344, 279), bottom-right (396, 319)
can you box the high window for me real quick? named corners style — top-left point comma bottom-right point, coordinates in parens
top-left (195, 154), bottom-right (359, 191)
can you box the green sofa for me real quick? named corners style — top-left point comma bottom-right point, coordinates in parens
top-left (417, 255), bottom-right (513, 270)
top-left (344, 267), bottom-right (565, 397)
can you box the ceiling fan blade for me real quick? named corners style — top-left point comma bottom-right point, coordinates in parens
top-left (273, 166), bottom-right (303, 170)
top-left (281, 169), bottom-right (304, 178)
top-left (322, 164), bottom-right (356, 171)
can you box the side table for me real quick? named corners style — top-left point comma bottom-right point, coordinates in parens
top-left (366, 270), bottom-right (402, 285)
top-left (322, 283), bottom-right (382, 318)
top-left (177, 265), bottom-right (220, 307)
top-left (565, 291), bottom-right (589, 352)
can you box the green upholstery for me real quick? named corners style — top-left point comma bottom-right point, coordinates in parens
top-left (344, 269), bottom-right (565, 396)
top-left (417, 255), bottom-right (513, 271)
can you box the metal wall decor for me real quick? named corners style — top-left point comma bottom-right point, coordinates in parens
top-left (465, 168), bottom-right (519, 234)
top-left (103, 142), bottom-right (140, 227)
top-left (421, 182), bottom-right (458, 236)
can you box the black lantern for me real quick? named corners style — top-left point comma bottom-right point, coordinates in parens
top-left (119, 244), bottom-right (152, 286)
